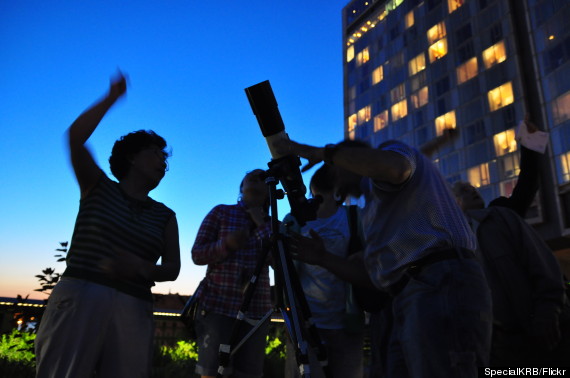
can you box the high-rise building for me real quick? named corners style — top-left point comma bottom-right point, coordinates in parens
top-left (342, 0), bottom-right (570, 249)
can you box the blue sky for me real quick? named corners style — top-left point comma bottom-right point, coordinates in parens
top-left (0, 1), bottom-right (348, 299)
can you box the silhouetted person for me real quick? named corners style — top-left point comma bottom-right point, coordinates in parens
top-left (276, 138), bottom-right (492, 378)
top-left (453, 181), bottom-right (570, 367)
top-left (191, 169), bottom-right (272, 378)
top-left (35, 73), bottom-right (181, 377)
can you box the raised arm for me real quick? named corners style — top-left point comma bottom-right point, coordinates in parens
top-left (277, 140), bottom-right (411, 185)
top-left (67, 74), bottom-right (127, 198)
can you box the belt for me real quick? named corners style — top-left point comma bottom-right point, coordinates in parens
top-left (387, 247), bottom-right (475, 297)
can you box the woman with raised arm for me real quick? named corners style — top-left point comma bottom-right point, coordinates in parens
top-left (35, 73), bottom-right (181, 378)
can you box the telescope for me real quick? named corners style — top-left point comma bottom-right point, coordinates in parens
top-left (245, 80), bottom-right (318, 226)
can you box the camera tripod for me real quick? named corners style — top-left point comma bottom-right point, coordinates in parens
top-left (215, 166), bottom-right (331, 378)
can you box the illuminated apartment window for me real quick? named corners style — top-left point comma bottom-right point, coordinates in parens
top-left (429, 38), bottom-right (448, 62)
top-left (493, 129), bottom-right (517, 157)
top-left (391, 99), bottom-right (408, 121)
top-left (357, 105), bottom-right (371, 125)
top-left (457, 57), bottom-right (478, 84)
top-left (346, 45), bottom-right (355, 63)
top-left (435, 110), bottom-right (456, 135)
top-left (348, 114), bottom-right (357, 140)
top-left (552, 91), bottom-right (570, 125)
top-left (374, 110), bottom-right (389, 132)
top-left (482, 41), bottom-right (507, 69)
top-left (356, 47), bottom-right (370, 66)
top-left (499, 178), bottom-right (517, 198)
top-left (500, 154), bottom-right (520, 179)
top-left (561, 151), bottom-right (570, 183)
top-left (488, 82), bottom-right (514, 111)
top-left (411, 86), bottom-right (429, 109)
top-left (468, 163), bottom-right (491, 187)
top-left (427, 22), bottom-right (446, 45)
top-left (409, 53), bottom-right (426, 76)
top-left (448, 0), bottom-right (464, 13)
top-left (372, 65), bottom-right (384, 85)
top-left (405, 11), bottom-right (414, 29)
top-left (390, 83), bottom-right (406, 103)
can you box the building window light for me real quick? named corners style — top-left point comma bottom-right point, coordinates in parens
top-left (348, 114), bottom-right (357, 140)
top-left (405, 11), bottom-right (414, 29)
top-left (411, 86), bottom-right (429, 109)
top-left (409, 53), bottom-right (426, 76)
top-left (429, 38), bottom-right (448, 62)
top-left (374, 110), bottom-right (389, 132)
top-left (488, 82), bottom-right (514, 112)
top-left (390, 83), bottom-right (406, 103)
top-left (457, 57), bottom-right (478, 84)
top-left (435, 110), bottom-right (456, 136)
top-left (493, 129), bottom-right (517, 157)
top-left (499, 178), bottom-right (518, 198)
top-left (391, 99), bottom-right (408, 121)
top-left (372, 65), bottom-right (384, 85)
top-left (552, 90), bottom-right (570, 125)
top-left (346, 45), bottom-right (355, 62)
top-left (356, 47), bottom-right (370, 66)
top-left (448, 0), bottom-right (464, 13)
top-left (357, 105), bottom-right (371, 125)
top-left (427, 22), bottom-right (447, 45)
top-left (561, 151), bottom-right (570, 183)
top-left (482, 40), bottom-right (507, 69)
top-left (500, 154), bottom-right (520, 179)
top-left (468, 163), bottom-right (491, 187)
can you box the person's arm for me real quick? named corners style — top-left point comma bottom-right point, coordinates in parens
top-left (191, 206), bottom-right (248, 265)
top-left (288, 229), bottom-right (376, 289)
top-left (276, 140), bottom-right (411, 185)
top-left (67, 73), bottom-right (127, 198)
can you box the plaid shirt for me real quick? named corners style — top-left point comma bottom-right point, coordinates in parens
top-left (191, 201), bottom-right (272, 319)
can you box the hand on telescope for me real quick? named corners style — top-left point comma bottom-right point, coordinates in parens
top-left (288, 229), bottom-right (327, 265)
top-left (273, 139), bottom-right (324, 172)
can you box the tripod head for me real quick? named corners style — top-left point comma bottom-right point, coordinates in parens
top-left (245, 80), bottom-right (319, 226)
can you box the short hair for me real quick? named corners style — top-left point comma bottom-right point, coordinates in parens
top-left (336, 139), bottom-right (371, 149)
top-left (310, 164), bottom-right (335, 194)
top-left (109, 130), bottom-right (169, 180)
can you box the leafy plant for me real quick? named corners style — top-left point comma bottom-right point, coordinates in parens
top-left (34, 242), bottom-right (68, 297)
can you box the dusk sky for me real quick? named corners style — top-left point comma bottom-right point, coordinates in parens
top-left (0, 1), bottom-right (348, 299)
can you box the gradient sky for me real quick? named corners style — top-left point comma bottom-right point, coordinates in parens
top-left (0, 1), bottom-right (349, 300)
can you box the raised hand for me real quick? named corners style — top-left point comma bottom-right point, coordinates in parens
top-left (109, 71), bottom-right (127, 100)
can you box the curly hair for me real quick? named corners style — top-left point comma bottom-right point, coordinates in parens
top-left (109, 130), bottom-right (169, 180)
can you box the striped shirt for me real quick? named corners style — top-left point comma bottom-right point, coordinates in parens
top-left (63, 173), bottom-right (174, 301)
top-left (192, 201), bottom-right (272, 319)
top-left (361, 140), bottom-right (476, 289)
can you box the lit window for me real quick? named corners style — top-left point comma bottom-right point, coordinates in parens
top-left (552, 91), bottom-right (570, 125)
top-left (348, 114), bottom-right (357, 140)
top-left (347, 45), bottom-right (355, 62)
top-left (372, 65), bottom-right (384, 85)
top-left (356, 47), bottom-right (370, 66)
top-left (561, 151), bottom-right (570, 183)
top-left (427, 22), bottom-right (446, 45)
top-left (429, 38), bottom-right (448, 62)
top-left (493, 129), bottom-right (517, 157)
top-left (409, 53), bottom-right (426, 76)
top-left (448, 0), bottom-right (464, 13)
top-left (411, 86), bottom-right (429, 109)
top-left (357, 106), bottom-right (371, 125)
top-left (405, 11), bottom-right (414, 29)
top-left (391, 99), bottom-right (408, 121)
top-left (390, 83), bottom-right (406, 103)
top-left (482, 41), bottom-right (507, 69)
top-left (456, 57), bottom-right (478, 84)
top-left (435, 110), bottom-right (456, 136)
top-left (500, 154), bottom-right (520, 179)
top-left (374, 110), bottom-right (389, 132)
top-left (488, 82), bottom-right (514, 111)
top-left (499, 178), bottom-right (517, 198)
top-left (468, 163), bottom-right (491, 187)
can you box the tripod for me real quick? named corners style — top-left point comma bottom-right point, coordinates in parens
top-left (216, 167), bottom-right (330, 378)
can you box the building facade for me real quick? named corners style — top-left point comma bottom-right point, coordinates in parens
top-left (342, 0), bottom-right (570, 248)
